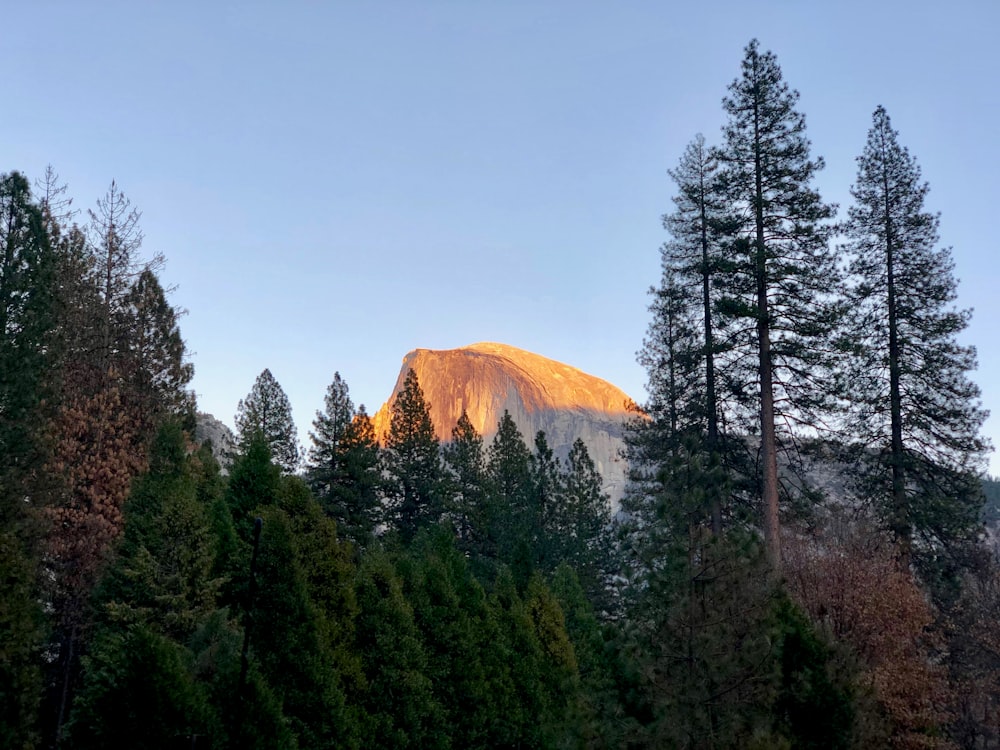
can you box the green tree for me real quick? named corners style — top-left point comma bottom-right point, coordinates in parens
top-left (0, 171), bottom-right (53, 749)
top-left (656, 134), bottom-right (736, 533)
top-left (235, 368), bottom-right (300, 474)
top-left (716, 39), bottom-right (842, 570)
top-left (69, 422), bottom-right (223, 748)
top-left (355, 550), bottom-right (447, 749)
top-left (383, 369), bottom-right (443, 542)
top-left (441, 411), bottom-right (489, 553)
top-left (554, 439), bottom-right (614, 606)
top-left (398, 529), bottom-right (500, 749)
top-left (307, 371), bottom-right (355, 491)
top-left (123, 268), bottom-right (195, 435)
top-left (843, 105), bottom-right (988, 575)
top-left (486, 412), bottom-right (535, 581)
top-left (307, 374), bottom-right (381, 547)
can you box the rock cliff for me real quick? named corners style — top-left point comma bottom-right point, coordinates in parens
top-left (372, 343), bottom-right (638, 508)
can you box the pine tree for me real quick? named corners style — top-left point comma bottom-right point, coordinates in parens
top-left (657, 134), bottom-right (735, 532)
top-left (383, 369), bottom-right (443, 542)
top-left (441, 410), bottom-right (488, 552)
top-left (843, 105), bottom-right (988, 574)
top-left (123, 268), bottom-right (195, 434)
top-left (68, 422), bottom-right (223, 748)
top-left (486, 411), bottom-right (535, 581)
top-left (557, 439), bottom-right (614, 605)
top-left (307, 374), bottom-right (381, 547)
top-left (530, 430), bottom-right (564, 572)
top-left (0, 172), bottom-right (52, 748)
top-left (354, 550), bottom-right (447, 749)
top-left (716, 39), bottom-right (841, 569)
top-left (235, 368), bottom-right (300, 473)
top-left (307, 372), bottom-right (354, 483)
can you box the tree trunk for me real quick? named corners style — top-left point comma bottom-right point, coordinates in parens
top-left (753, 94), bottom-right (781, 573)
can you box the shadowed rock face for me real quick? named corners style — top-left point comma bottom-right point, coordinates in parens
top-left (372, 342), bottom-right (638, 508)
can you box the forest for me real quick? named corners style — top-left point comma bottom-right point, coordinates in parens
top-left (2, 39), bottom-right (998, 749)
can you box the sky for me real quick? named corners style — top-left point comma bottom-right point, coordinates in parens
top-left (5, 2), bottom-right (1000, 472)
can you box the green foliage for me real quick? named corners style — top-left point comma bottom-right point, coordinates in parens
top-left (355, 549), bottom-right (447, 749)
top-left (383, 369), bottom-right (444, 542)
top-left (250, 506), bottom-right (350, 749)
top-left (70, 625), bottom-right (213, 749)
top-left (843, 105), bottom-right (988, 580)
top-left (441, 411), bottom-right (488, 553)
top-left (123, 268), bottom-right (195, 433)
top-left (235, 369), bottom-right (300, 473)
top-left (0, 171), bottom-right (52, 750)
top-left (307, 374), bottom-right (381, 547)
top-left (485, 412), bottom-right (535, 581)
top-left (0, 530), bottom-right (45, 750)
top-left (225, 431), bottom-right (282, 542)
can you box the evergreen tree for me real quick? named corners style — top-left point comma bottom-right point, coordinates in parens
top-left (843, 105), bottom-right (988, 574)
top-left (716, 39), bottom-right (841, 569)
top-left (383, 369), bottom-right (443, 542)
top-left (398, 529), bottom-right (502, 749)
top-left (657, 134), bottom-right (735, 532)
top-left (529, 430), bottom-right (563, 573)
top-left (307, 371), bottom-right (355, 491)
top-left (486, 412), bottom-right (535, 581)
top-left (68, 422), bottom-right (223, 748)
top-left (235, 368), bottom-right (300, 473)
top-left (556, 439), bottom-right (614, 606)
top-left (123, 268), bottom-right (195, 434)
top-left (441, 411), bottom-right (489, 553)
top-left (0, 171), bottom-right (53, 749)
top-left (307, 374), bottom-right (381, 547)
top-left (355, 550), bottom-right (447, 749)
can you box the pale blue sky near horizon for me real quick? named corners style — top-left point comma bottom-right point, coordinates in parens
top-left (5, 2), bottom-right (1000, 472)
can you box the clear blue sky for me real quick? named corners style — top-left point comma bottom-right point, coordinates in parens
top-left (5, 2), bottom-right (999, 472)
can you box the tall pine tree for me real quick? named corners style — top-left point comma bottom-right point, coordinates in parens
top-left (716, 39), bottom-right (841, 569)
top-left (383, 369), bottom-right (443, 543)
top-left (235, 368), bottom-right (300, 474)
top-left (843, 105), bottom-right (988, 574)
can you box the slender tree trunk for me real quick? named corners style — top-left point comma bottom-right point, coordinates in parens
top-left (753, 96), bottom-right (781, 573)
top-left (882, 138), bottom-right (909, 568)
top-left (55, 623), bottom-right (78, 745)
top-left (699, 168), bottom-right (722, 535)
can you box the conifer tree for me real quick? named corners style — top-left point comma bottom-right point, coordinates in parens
top-left (0, 172), bottom-right (52, 748)
top-left (123, 268), bottom-right (195, 433)
top-left (486, 412), bottom-right (535, 579)
top-left (557, 439), bottom-right (614, 604)
top-left (442, 411), bottom-right (488, 552)
top-left (69, 422), bottom-right (223, 748)
top-left (530, 430), bottom-right (564, 571)
top-left (307, 371), bottom-right (355, 488)
top-left (656, 134), bottom-right (734, 532)
top-left (235, 368), bottom-right (300, 473)
top-left (383, 369), bottom-right (443, 542)
top-left (843, 106), bottom-right (988, 573)
top-left (716, 39), bottom-right (841, 569)
top-left (86, 180), bottom-right (163, 377)
top-left (354, 550), bottom-right (447, 748)
top-left (307, 374), bottom-right (381, 546)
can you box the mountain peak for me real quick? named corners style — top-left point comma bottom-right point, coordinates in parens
top-left (373, 342), bottom-right (637, 506)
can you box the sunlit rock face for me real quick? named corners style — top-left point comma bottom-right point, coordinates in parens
top-left (372, 342), bottom-right (638, 508)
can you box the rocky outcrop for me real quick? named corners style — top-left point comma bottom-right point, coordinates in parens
top-left (372, 343), bottom-right (639, 508)
top-left (194, 412), bottom-right (236, 472)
